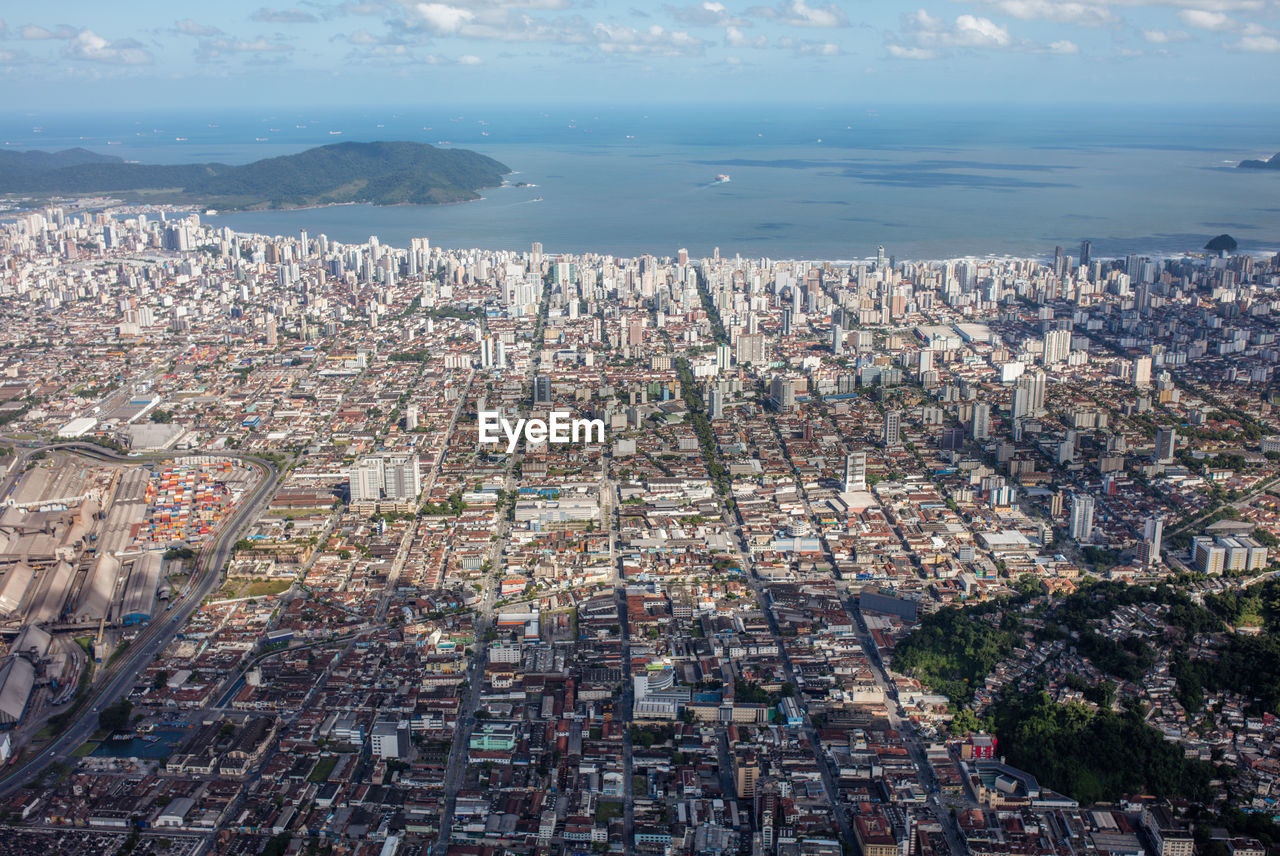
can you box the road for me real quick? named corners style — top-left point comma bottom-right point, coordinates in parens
top-left (767, 417), bottom-right (967, 856)
top-left (433, 312), bottom-right (541, 854)
top-left (0, 443), bottom-right (282, 797)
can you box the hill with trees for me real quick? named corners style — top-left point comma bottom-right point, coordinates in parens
top-left (0, 141), bottom-right (510, 209)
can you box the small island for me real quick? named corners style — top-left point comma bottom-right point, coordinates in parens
top-left (1238, 151), bottom-right (1280, 170)
top-left (0, 141), bottom-right (510, 210)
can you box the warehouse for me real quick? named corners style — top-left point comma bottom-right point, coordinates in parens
top-left (0, 562), bottom-right (33, 617)
top-left (26, 559), bottom-right (76, 624)
top-left (120, 551), bottom-right (163, 625)
top-left (73, 554), bottom-right (121, 623)
top-left (0, 656), bottom-right (35, 728)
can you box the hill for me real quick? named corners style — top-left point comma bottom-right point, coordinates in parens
top-left (1238, 152), bottom-right (1280, 170)
top-left (0, 141), bottom-right (510, 209)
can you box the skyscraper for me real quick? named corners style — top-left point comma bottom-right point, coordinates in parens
top-left (405, 404), bottom-right (419, 431)
top-left (1134, 356), bottom-right (1152, 388)
top-left (1140, 516), bottom-right (1164, 566)
top-left (534, 374), bottom-right (553, 406)
top-left (831, 320), bottom-right (843, 355)
top-left (1069, 494), bottom-right (1095, 542)
top-left (351, 454), bottom-right (421, 509)
top-left (1079, 240), bottom-right (1092, 269)
top-left (972, 402), bottom-right (991, 441)
top-left (351, 456), bottom-right (385, 505)
top-left (844, 451), bottom-right (867, 493)
top-left (1013, 370), bottom-right (1047, 419)
top-left (1042, 329), bottom-right (1071, 365)
top-left (883, 410), bottom-right (902, 449)
top-left (1154, 428), bottom-right (1177, 464)
top-left (383, 454), bottom-right (421, 502)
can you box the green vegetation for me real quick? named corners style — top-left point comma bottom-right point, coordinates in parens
top-left (629, 724), bottom-right (676, 748)
top-left (389, 350), bottom-right (432, 363)
top-left (163, 546), bottom-right (196, 560)
top-left (421, 491), bottom-right (467, 516)
top-left (98, 699), bottom-right (132, 732)
top-left (245, 579), bottom-right (293, 597)
top-left (734, 678), bottom-right (773, 704)
top-left (308, 755), bottom-right (339, 782)
top-left (893, 606), bottom-right (1020, 703)
top-left (675, 358), bottom-right (729, 495)
top-left (595, 800), bottom-right (624, 823)
top-left (992, 692), bottom-right (1216, 804)
top-left (0, 141), bottom-right (510, 209)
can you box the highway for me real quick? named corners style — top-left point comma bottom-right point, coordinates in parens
top-left (0, 442), bottom-right (282, 797)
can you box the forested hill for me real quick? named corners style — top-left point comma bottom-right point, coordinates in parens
top-left (0, 141), bottom-right (510, 209)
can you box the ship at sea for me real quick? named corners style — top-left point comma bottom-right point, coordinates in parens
top-left (714, 174), bottom-right (730, 184)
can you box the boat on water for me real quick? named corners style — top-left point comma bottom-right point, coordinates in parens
top-left (714, 174), bottom-right (731, 184)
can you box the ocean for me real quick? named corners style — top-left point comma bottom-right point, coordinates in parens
top-left (4, 103), bottom-right (1279, 261)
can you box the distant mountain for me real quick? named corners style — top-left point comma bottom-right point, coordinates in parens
top-left (1238, 152), bottom-right (1280, 170)
top-left (0, 147), bottom-right (123, 175)
top-left (0, 141), bottom-right (510, 209)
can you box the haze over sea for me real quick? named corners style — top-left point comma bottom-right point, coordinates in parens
top-left (5, 104), bottom-right (1279, 261)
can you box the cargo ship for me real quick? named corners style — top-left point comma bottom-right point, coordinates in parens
top-left (714, 174), bottom-right (731, 184)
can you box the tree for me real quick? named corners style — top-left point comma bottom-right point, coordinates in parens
top-left (99, 699), bottom-right (133, 732)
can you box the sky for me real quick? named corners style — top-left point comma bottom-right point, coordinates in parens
top-left (0, 0), bottom-right (1277, 109)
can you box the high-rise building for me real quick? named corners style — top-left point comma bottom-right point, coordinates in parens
top-left (351, 454), bottom-right (421, 509)
top-left (883, 410), bottom-right (902, 449)
top-left (769, 376), bottom-right (797, 411)
top-left (1043, 329), bottom-right (1071, 365)
top-left (351, 456), bottom-right (385, 506)
top-left (831, 320), bottom-right (844, 355)
top-left (1013, 371), bottom-right (1046, 419)
top-left (1154, 428), bottom-right (1177, 464)
top-left (1140, 516), bottom-right (1164, 566)
top-left (708, 386), bottom-right (725, 419)
top-left (844, 451), bottom-right (867, 493)
top-left (405, 404), bottom-right (419, 431)
top-left (1080, 240), bottom-right (1092, 269)
top-left (1134, 356), bottom-right (1152, 387)
top-left (972, 402), bottom-right (991, 441)
top-left (534, 374), bottom-right (553, 406)
top-left (383, 454), bottom-right (421, 502)
top-left (1069, 494), bottom-right (1095, 542)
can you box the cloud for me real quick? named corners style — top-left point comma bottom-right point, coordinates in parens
top-left (951, 14), bottom-right (1011, 46)
top-left (1177, 9), bottom-right (1233, 29)
top-left (174, 19), bottom-right (222, 37)
top-left (983, 0), bottom-right (1112, 26)
top-left (593, 23), bottom-right (706, 56)
top-left (778, 36), bottom-right (841, 54)
top-left (63, 29), bottom-right (153, 64)
top-left (251, 7), bottom-right (320, 23)
top-left (411, 3), bottom-right (477, 33)
top-left (888, 8), bottom-right (1088, 57)
top-left (1229, 33), bottom-right (1280, 50)
top-left (887, 44), bottom-right (937, 58)
top-left (201, 37), bottom-right (296, 57)
top-left (666, 2), bottom-right (743, 26)
top-left (1141, 28), bottom-right (1189, 42)
top-left (457, 53), bottom-right (483, 62)
top-left (725, 25), bottom-right (767, 47)
top-left (21, 24), bottom-right (77, 40)
top-left (747, 0), bottom-right (848, 27)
